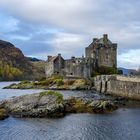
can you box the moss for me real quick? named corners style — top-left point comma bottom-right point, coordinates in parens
top-left (66, 98), bottom-right (92, 113)
top-left (88, 100), bottom-right (117, 113)
top-left (73, 79), bottom-right (87, 89)
top-left (0, 109), bottom-right (8, 120)
top-left (64, 79), bottom-right (75, 85)
top-left (39, 91), bottom-right (63, 103)
top-left (55, 79), bottom-right (64, 86)
top-left (58, 85), bottom-right (69, 89)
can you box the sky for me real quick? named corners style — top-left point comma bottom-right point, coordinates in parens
top-left (0, 0), bottom-right (140, 69)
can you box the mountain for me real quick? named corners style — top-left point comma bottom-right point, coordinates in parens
top-left (0, 40), bottom-right (45, 81)
top-left (27, 57), bottom-right (42, 62)
top-left (118, 67), bottom-right (137, 76)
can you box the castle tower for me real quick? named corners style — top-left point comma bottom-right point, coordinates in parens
top-left (85, 34), bottom-right (117, 68)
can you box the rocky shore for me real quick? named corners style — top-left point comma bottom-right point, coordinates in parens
top-left (0, 91), bottom-right (120, 120)
top-left (4, 77), bottom-right (91, 90)
top-left (4, 75), bottom-right (140, 101)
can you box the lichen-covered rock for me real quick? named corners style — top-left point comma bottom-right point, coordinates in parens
top-left (88, 100), bottom-right (118, 113)
top-left (4, 91), bottom-right (65, 118)
top-left (65, 97), bottom-right (92, 113)
top-left (0, 91), bottom-right (118, 120)
top-left (65, 97), bottom-right (117, 114)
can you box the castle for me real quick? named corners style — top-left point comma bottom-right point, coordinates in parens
top-left (45, 34), bottom-right (117, 79)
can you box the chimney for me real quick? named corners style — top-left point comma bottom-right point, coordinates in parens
top-left (93, 38), bottom-right (98, 42)
top-left (58, 53), bottom-right (61, 57)
top-left (47, 55), bottom-right (52, 61)
top-left (103, 34), bottom-right (108, 45)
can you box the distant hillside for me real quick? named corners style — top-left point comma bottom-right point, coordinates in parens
top-left (27, 57), bottom-right (42, 62)
top-left (0, 40), bottom-right (45, 81)
top-left (118, 67), bottom-right (137, 76)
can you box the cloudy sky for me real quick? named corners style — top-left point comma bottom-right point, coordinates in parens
top-left (0, 0), bottom-right (140, 69)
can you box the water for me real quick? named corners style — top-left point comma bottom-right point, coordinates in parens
top-left (0, 82), bottom-right (140, 140)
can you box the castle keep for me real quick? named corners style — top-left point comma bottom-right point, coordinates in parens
top-left (45, 34), bottom-right (117, 78)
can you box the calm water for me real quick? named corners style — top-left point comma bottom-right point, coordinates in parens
top-left (0, 82), bottom-right (140, 140)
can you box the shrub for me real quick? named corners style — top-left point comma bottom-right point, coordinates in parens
top-left (97, 66), bottom-right (117, 75)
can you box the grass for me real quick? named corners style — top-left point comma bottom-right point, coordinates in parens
top-left (6, 76), bottom-right (89, 90)
top-left (39, 91), bottom-right (63, 103)
top-left (34, 75), bottom-right (64, 86)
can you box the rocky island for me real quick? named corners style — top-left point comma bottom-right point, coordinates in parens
top-left (0, 90), bottom-right (120, 120)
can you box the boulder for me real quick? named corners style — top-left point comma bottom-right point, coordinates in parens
top-left (4, 91), bottom-right (65, 118)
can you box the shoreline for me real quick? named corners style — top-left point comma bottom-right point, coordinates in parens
top-left (3, 75), bottom-right (140, 101)
top-left (1, 80), bottom-right (140, 120)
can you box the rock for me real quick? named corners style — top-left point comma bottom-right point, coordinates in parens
top-left (65, 97), bottom-right (117, 114)
top-left (88, 100), bottom-right (118, 113)
top-left (65, 97), bottom-right (92, 113)
top-left (0, 109), bottom-right (9, 120)
top-left (0, 91), bottom-right (118, 119)
top-left (4, 91), bottom-right (65, 118)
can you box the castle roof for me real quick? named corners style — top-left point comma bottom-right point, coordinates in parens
top-left (87, 34), bottom-right (114, 49)
top-left (48, 56), bottom-right (58, 62)
top-left (47, 54), bottom-right (64, 63)
top-left (95, 38), bottom-right (112, 45)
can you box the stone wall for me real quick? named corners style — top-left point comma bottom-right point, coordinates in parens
top-left (64, 57), bottom-right (95, 78)
top-left (45, 62), bottom-right (54, 78)
top-left (94, 75), bottom-right (140, 100)
top-left (97, 45), bottom-right (117, 68)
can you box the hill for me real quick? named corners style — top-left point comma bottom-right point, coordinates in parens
top-left (0, 40), bottom-right (45, 81)
top-left (118, 67), bottom-right (137, 76)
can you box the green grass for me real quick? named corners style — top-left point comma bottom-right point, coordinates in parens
top-left (33, 75), bottom-right (64, 86)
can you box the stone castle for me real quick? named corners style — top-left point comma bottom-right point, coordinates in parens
top-left (45, 34), bottom-right (117, 78)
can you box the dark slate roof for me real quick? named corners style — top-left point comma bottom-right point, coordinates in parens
top-left (94, 38), bottom-right (112, 45)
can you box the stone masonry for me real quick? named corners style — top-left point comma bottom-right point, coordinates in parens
top-left (94, 75), bottom-right (140, 100)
